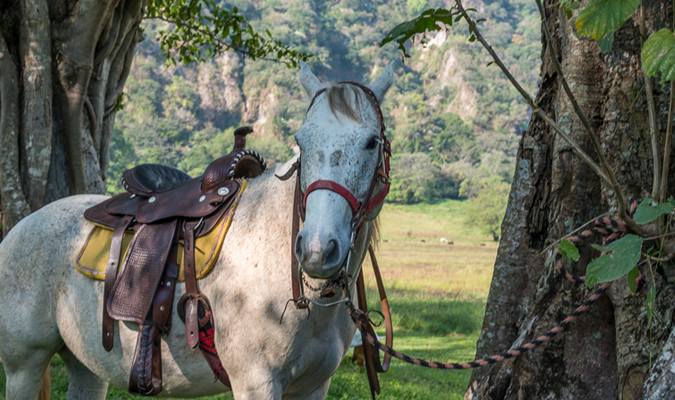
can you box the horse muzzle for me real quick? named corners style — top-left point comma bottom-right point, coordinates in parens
top-left (295, 228), bottom-right (348, 279)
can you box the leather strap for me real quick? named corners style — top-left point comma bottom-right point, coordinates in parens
top-left (356, 270), bottom-right (380, 399)
top-left (368, 245), bottom-right (392, 373)
top-left (128, 261), bottom-right (179, 395)
top-left (103, 215), bottom-right (133, 351)
top-left (365, 184), bottom-right (390, 215)
top-left (128, 227), bottom-right (180, 396)
top-left (291, 171), bottom-right (308, 308)
top-left (356, 245), bottom-right (393, 399)
top-left (177, 217), bottom-right (233, 386)
top-left (183, 220), bottom-right (200, 349)
top-left (303, 180), bottom-right (360, 213)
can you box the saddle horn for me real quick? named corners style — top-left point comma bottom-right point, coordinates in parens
top-left (234, 126), bottom-right (253, 150)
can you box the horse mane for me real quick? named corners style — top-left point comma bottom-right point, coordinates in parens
top-left (325, 84), bottom-right (379, 125)
top-left (325, 84), bottom-right (382, 247)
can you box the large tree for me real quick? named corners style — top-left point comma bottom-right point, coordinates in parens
top-left (0, 0), bottom-right (308, 237)
top-left (466, 0), bottom-right (675, 398)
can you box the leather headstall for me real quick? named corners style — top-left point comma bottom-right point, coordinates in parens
top-left (276, 81), bottom-right (393, 399)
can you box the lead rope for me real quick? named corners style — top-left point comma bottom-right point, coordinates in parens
top-left (349, 198), bottom-right (642, 371)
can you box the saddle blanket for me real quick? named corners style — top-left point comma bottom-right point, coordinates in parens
top-left (74, 180), bottom-right (247, 282)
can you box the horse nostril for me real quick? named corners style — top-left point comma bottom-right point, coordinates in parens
top-left (323, 239), bottom-right (341, 268)
top-left (295, 233), bottom-right (305, 262)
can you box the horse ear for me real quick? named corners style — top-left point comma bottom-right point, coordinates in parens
top-left (300, 61), bottom-right (325, 99)
top-left (369, 61), bottom-right (395, 103)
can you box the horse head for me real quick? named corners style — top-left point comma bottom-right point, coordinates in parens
top-left (294, 61), bottom-right (394, 280)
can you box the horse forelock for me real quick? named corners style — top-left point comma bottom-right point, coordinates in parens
top-left (325, 84), bottom-right (379, 127)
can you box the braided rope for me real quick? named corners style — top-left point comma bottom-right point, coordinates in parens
top-left (350, 198), bottom-right (643, 370)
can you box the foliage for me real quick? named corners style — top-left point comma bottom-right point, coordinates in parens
top-left (627, 266), bottom-right (640, 293)
top-left (558, 239), bottom-right (580, 263)
top-left (380, 8), bottom-right (458, 58)
top-left (633, 196), bottom-right (675, 224)
top-left (463, 176), bottom-right (510, 240)
top-left (642, 29), bottom-right (675, 85)
top-left (110, 0), bottom-right (540, 206)
top-left (388, 153), bottom-right (438, 203)
top-left (574, 0), bottom-right (639, 41)
top-left (557, 0), bottom-right (580, 20)
top-left (585, 234), bottom-right (643, 287)
top-left (146, 0), bottom-right (314, 66)
top-left (106, 128), bottom-right (138, 194)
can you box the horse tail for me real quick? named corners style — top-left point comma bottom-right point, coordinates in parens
top-left (37, 367), bottom-right (50, 400)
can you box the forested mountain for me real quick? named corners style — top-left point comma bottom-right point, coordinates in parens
top-left (109, 0), bottom-right (541, 204)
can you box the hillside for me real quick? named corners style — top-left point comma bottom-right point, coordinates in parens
top-left (108, 0), bottom-right (541, 203)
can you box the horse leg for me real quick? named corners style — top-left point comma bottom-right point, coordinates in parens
top-left (281, 378), bottom-right (331, 400)
top-left (58, 347), bottom-right (108, 400)
top-left (3, 349), bottom-right (55, 400)
top-left (300, 379), bottom-right (331, 400)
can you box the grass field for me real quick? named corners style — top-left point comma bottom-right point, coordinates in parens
top-left (0, 199), bottom-right (497, 399)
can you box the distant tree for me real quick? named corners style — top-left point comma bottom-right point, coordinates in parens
top-left (463, 176), bottom-right (509, 241)
top-left (388, 153), bottom-right (436, 203)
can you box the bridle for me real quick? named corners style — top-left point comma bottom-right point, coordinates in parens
top-left (277, 81), bottom-right (391, 309)
top-left (276, 81), bottom-right (394, 399)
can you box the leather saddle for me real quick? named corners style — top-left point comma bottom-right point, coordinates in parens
top-left (83, 126), bottom-right (266, 396)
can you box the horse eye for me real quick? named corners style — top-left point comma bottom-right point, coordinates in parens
top-left (366, 137), bottom-right (379, 150)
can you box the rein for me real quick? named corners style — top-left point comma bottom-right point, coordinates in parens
top-left (347, 199), bottom-right (643, 374)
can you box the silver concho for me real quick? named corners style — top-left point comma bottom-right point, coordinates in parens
top-left (148, 196), bottom-right (156, 203)
top-left (199, 195), bottom-right (206, 202)
top-left (218, 187), bottom-right (230, 196)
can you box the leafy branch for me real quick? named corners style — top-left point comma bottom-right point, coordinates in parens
top-left (450, 0), bottom-right (627, 220)
top-left (146, 0), bottom-right (314, 67)
top-left (380, 8), bottom-right (461, 59)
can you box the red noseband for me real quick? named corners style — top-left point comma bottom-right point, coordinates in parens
top-left (303, 179), bottom-right (390, 217)
top-left (303, 180), bottom-right (360, 213)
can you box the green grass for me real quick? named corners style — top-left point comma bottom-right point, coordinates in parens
top-left (0, 199), bottom-right (496, 399)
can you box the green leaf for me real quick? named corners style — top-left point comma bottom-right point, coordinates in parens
top-left (647, 287), bottom-right (656, 328)
top-left (586, 234), bottom-right (643, 287)
top-left (559, 239), bottom-right (580, 262)
top-left (575, 0), bottom-right (639, 40)
top-left (557, 0), bottom-right (580, 20)
top-left (380, 8), bottom-right (457, 58)
top-left (627, 266), bottom-right (639, 293)
top-left (633, 196), bottom-right (675, 224)
top-left (597, 31), bottom-right (614, 52)
top-left (642, 29), bottom-right (675, 85)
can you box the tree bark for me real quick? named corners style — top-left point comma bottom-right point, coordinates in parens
top-left (0, 0), bottom-right (145, 237)
top-left (0, 31), bottom-right (32, 236)
top-left (468, 1), bottom-right (675, 399)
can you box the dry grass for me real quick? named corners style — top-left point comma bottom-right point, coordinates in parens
top-left (366, 199), bottom-right (497, 299)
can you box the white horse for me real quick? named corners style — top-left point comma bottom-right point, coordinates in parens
top-left (0, 61), bottom-right (394, 400)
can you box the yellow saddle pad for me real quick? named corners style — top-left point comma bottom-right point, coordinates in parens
top-left (75, 180), bottom-right (247, 282)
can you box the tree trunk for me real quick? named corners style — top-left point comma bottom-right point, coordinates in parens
top-left (0, 0), bottom-right (146, 237)
top-left (467, 1), bottom-right (675, 399)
